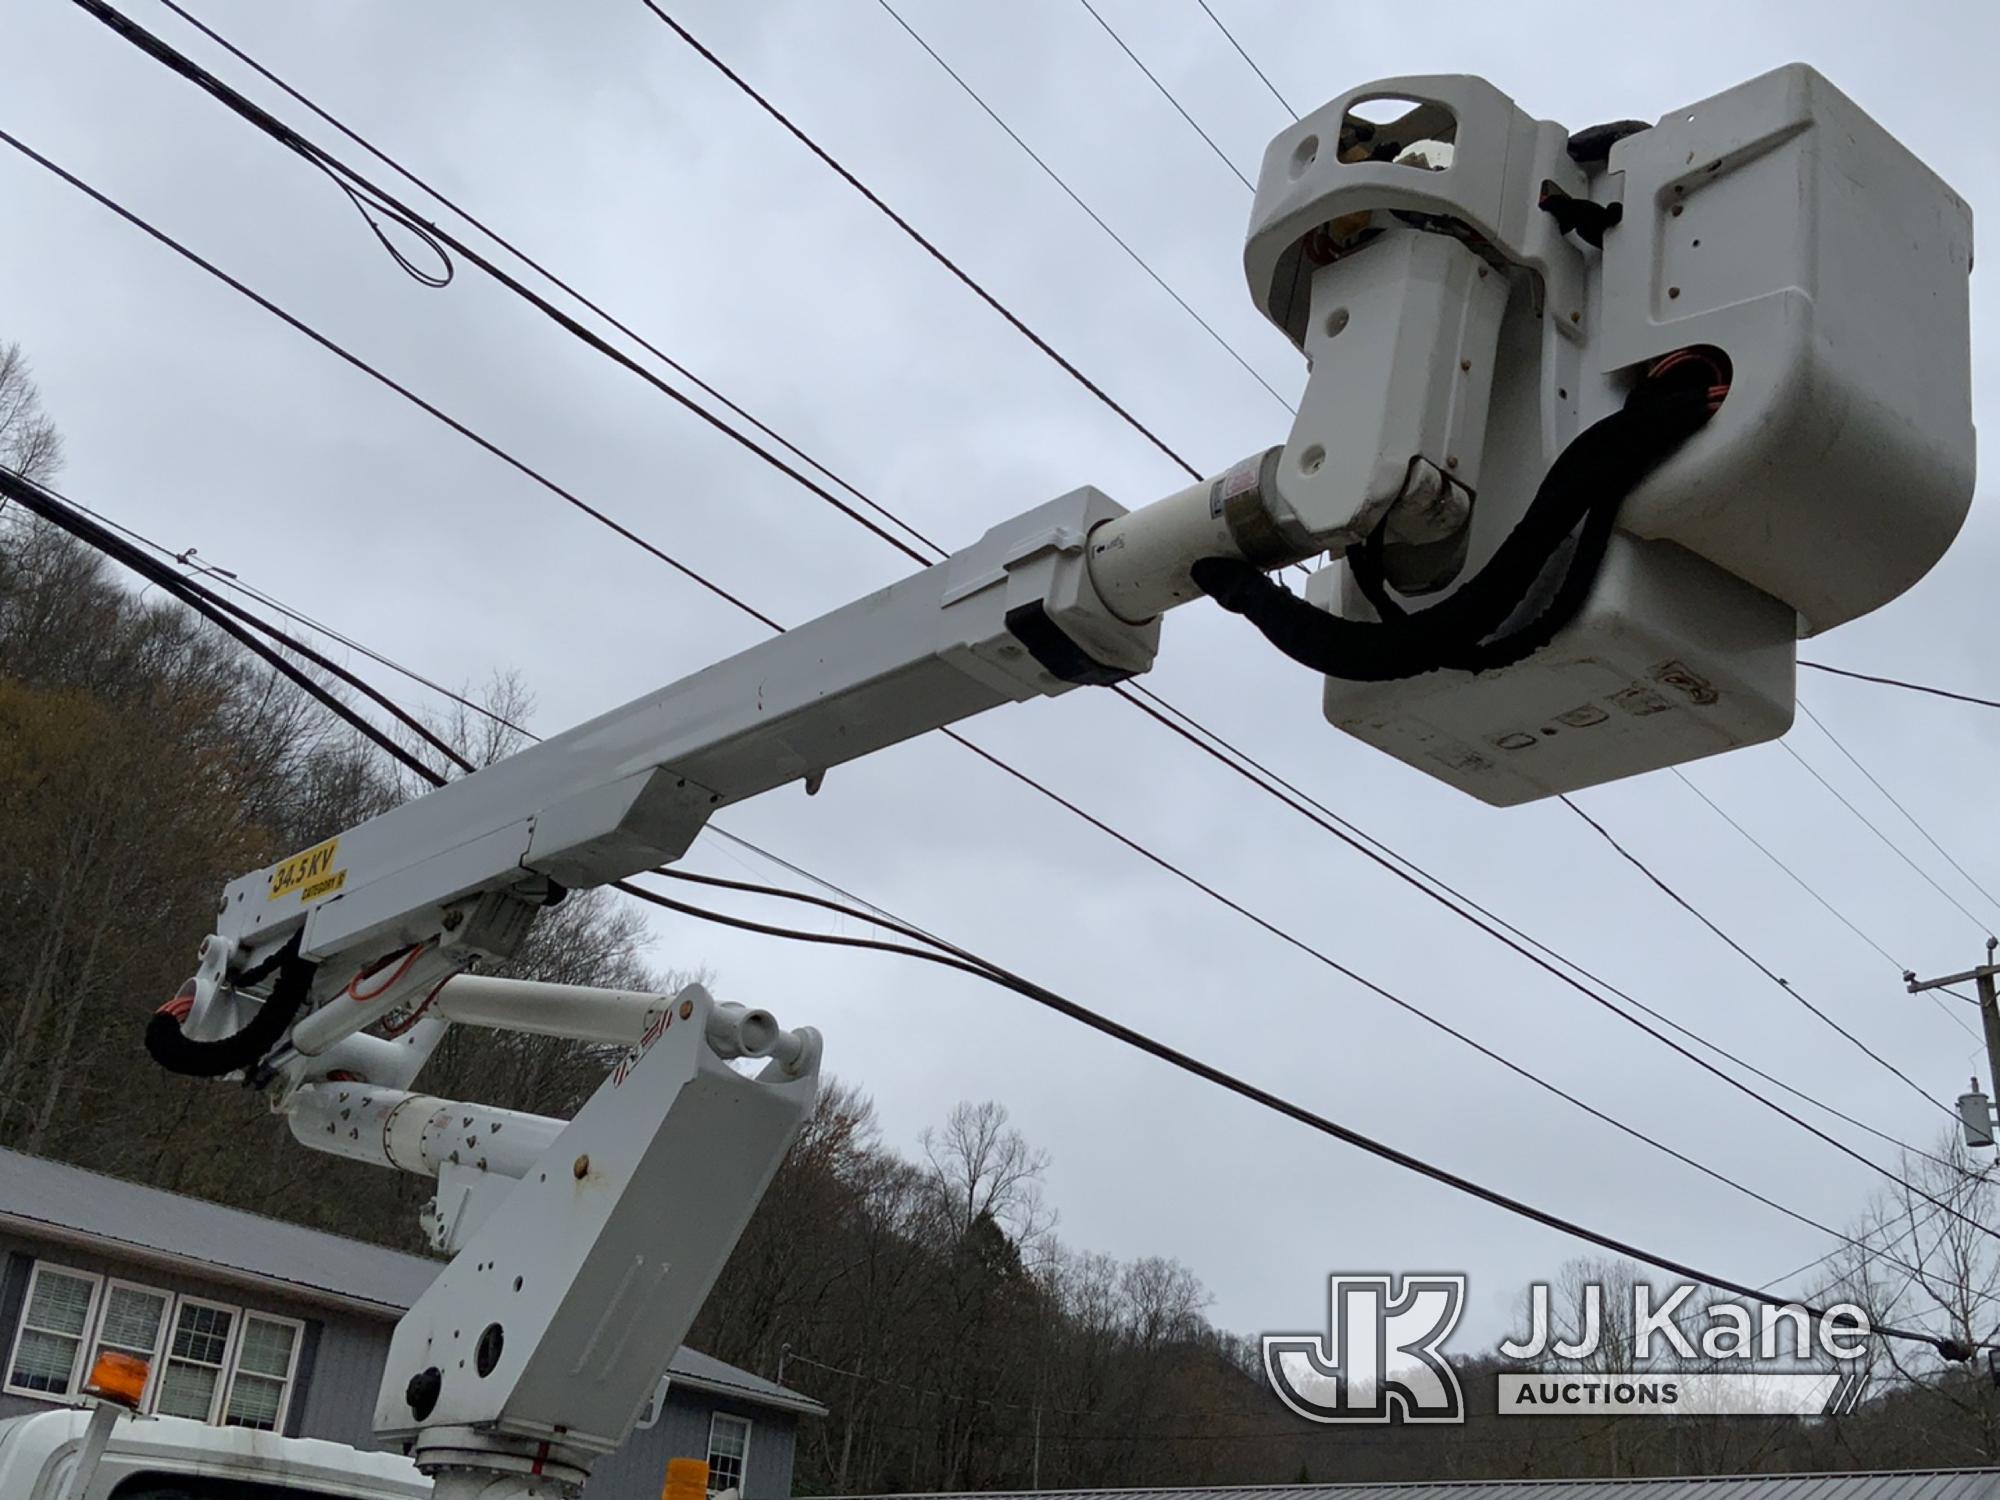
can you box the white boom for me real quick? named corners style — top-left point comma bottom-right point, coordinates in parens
top-left (141, 63), bottom-right (1970, 1500)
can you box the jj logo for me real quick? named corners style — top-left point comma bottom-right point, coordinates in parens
top-left (1264, 1274), bottom-right (1466, 1424)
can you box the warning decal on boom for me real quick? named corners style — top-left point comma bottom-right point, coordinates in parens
top-left (268, 837), bottom-right (344, 903)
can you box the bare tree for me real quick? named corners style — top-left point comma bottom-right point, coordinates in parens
top-left (0, 340), bottom-right (63, 483)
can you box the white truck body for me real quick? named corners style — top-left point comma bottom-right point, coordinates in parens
top-left (0, 1408), bottom-right (427, 1500)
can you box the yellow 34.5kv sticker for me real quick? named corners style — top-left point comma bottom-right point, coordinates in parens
top-left (268, 837), bottom-right (346, 904)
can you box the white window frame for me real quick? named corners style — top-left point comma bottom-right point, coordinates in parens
top-left (87, 1278), bottom-right (174, 1410)
top-left (3, 1259), bottom-right (305, 1433)
top-left (220, 1310), bottom-right (305, 1433)
top-left (152, 1293), bottom-right (243, 1425)
top-left (705, 1411), bottom-right (753, 1497)
top-left (3, 1263), bottom-right (103, 1400)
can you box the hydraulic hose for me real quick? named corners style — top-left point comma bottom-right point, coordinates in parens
top-left (1192, 353), bottom-right (1725, 681)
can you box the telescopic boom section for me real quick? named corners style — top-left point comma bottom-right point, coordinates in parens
top-left (210, 464), bottom-right (1299, 1005)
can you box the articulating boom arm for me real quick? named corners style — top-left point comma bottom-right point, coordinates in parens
top-left (143, 59), bottom-right (1972, 1500)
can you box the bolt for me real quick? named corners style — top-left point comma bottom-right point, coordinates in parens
top-left (441, 909), bottom-right (464, 932)
top-left (1671, 204), bottom-right (1684, 217)
top-left (1445, 456), bottom-right (1459, 470)
top-left (1459, 359), bottom-right (1471, 372)
top-left (1569, 310), bottom-right (1581, 324)
top-left (573, 1154), bottom-right (590, 1180)
top-left (1668, 286), bottom-right (1681, 299)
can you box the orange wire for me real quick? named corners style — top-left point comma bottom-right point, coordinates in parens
top-left (347, 943), bottom-right (426, 1002)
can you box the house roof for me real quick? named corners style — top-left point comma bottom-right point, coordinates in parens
top-left (824, 1475), bottom-right (2000, 1500)
top-left (0, 1146), bottom-right (824, 1417)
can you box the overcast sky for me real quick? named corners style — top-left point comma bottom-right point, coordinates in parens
top-left (4, 0), bottom-right (1998, 1354)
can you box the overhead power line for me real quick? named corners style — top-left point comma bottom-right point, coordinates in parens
top-left (1799, 699), bottom-right (2000, 925)
top-left (5, 466), bottom-right (1984, 1359)
top-left (1071, 0), bottom-right (1256, 191)
top-left (872, 0), bottom-right (1292, 410)
top-left (1560, 793), bottom-right (1952, 1118)
top-left (1783, 738), bottom-right (1996, 939)
top-left (1801, 659), bottom-right (2000, 714)
top-left (40, 9), bottom-right (1965, 1175)
top-left (626, 0), bottom-right (1203, 484)
top-left (1192, 0), bottom-right (1297, 119)
top-left (1672, 766), bottom-right (1980, 1044)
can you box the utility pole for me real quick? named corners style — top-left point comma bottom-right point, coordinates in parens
top-left (1907, 937), bottom-right (2000, 1149)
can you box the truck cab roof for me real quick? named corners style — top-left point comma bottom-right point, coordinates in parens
top-left (0, 1407), bottom-right (429, 1499)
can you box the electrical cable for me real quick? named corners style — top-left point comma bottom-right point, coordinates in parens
top-left (1191, 0), bottom-right (1297, 119)
top-left (1801, 659), bottom-right (2000, 715)
top-left (609, 870), bottom-right (1992, 1353)
top-left (1804, 702), bottom-right (2000, 922)
top-left (1799, 699), bottom-right (2000, 924)
top-left (873, 0), bottom-right (1293, 410)
top-left (147, 0), bottom-right (942, 564)
top-left (2, 122), bottom-right (1960, 1201)
top-left (22, 469), bottom-right (1988, 1345)
top-left (629, 0), bottom-right (1204, 484)
top-left (1672, 766), bottom-right (1983, 1044)
top-left (1561, 794), bottom-right (1953, 1118)
top-left (1783, 738), bottom-right (1996, 939)
top-left (1072, 0), bottom-right (1256, 191)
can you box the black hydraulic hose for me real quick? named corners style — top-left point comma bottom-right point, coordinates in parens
top-left (1192, 372), bottom-right (1718, 682)
top-left (145, 935), bottom-right (315, 1079)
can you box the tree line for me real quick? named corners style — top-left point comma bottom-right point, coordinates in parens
top-left (4, 340), bottom-right (2000, 1488)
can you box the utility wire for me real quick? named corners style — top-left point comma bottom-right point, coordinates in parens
top-left (1192, 0), bottom-right (1297, 119)
top-left (1783, 739), bottom-right (1996, 939)
top-left (20, 466), bottom-right (1990, 1344)
top-left (873, 0), bottom-right (1292, 410)
top-left (1801, 659), bottom-right (2000, 715)
top-left (1800, 699), bottom-right (2000, 924)
top-left (1671, 767), bottom-right (1983, 1044)
top-left (628, 0), bottom-right (1203, 484)
top-left (1071, 0), bottom-right (1256, 191)
top-left (1671, 768), bottom-right (1901, 971)
top-left (19, 36), bottom-right (1961, 1180)
top-left (147, 0), bottom-right (941, 564)
top-left (1561, 794), bottom-right (1954, 1119)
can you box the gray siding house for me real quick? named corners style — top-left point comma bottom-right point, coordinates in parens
top-left (0, 1148), bottom-right (822, 1498)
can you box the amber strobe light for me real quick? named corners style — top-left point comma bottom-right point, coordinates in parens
top-left (82, 1350), bottom-right (149, 1409)
top-left (663, 1457), bottom-right (709, 1500)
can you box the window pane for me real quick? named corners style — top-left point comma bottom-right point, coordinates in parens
top-left (26, 1270), bottom-right (96, 1337)
top-left (99, 1287), bottom-right (168, 1354)
top-left (707, 1415), bottom-right (749, 1493)
top-left (170, 1304), bottom-right (234, 1366)
top-left (710, 1416), bottom-right (749, 1460)
top-left (9, 1329), bottom-right (80, 1393)
top-left (157, 1360), bottom-right (219, 1420)
top-left (224, 1372), bottom-right (284, 1430)
top-left (235, 1318), bottom-right (295, 1379)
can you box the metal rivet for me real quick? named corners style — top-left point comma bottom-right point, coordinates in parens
top-left (1459, 359), bottom-right (1471, 372)
top-left (1569, 310), bottom-right (1581, 324)
top-left (1668, 286), bottom-right (1681, 299)
top-left (1445, 456), bottom-right (1459, 470)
